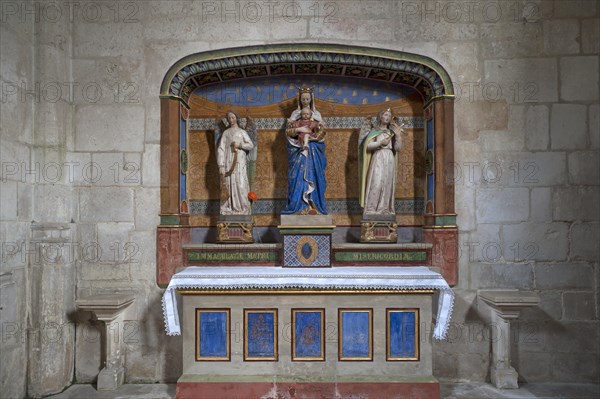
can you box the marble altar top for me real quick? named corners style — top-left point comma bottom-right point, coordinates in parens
top-left (162, 266), bottom-right (453, 340)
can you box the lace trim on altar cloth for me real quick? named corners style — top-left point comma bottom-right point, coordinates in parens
top-left (161, 266), bottom-right (454, 340)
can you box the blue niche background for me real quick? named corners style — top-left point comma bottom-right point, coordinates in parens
top-left (194, 75), bottom-right (417, 107)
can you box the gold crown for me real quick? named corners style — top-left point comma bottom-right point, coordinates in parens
top-left (297, 84), bottom-right (314, 94)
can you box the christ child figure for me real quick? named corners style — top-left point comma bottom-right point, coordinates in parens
top-left (289, 107), bottom-right (324, 149)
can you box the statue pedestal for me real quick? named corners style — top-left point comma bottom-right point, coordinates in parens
top-left (216, 215), bottom-right (254, 243)
top-left (360, 214), bottom-right (398, 243)
top-left (278, 215), bottom-right (334, 267)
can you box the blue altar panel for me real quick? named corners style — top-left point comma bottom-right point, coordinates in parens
top-left (245, 309), bottom-right (277, 361)
top-left (292, 309), bottom-right (325, 360)
top-left (196, 309), bottom-right (230, 360)
top-left (387, 309), bottom-right (419, 361)
top-left (339, 309), bottom-right (372, 360)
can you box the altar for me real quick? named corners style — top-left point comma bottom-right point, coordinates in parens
top-left (163, 266), bottom-right (453, 399)
top-left (157, 45), bottom-right (458, 399)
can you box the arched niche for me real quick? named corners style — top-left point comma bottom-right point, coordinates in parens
top-left (157, 44), bottom-right (457, 286)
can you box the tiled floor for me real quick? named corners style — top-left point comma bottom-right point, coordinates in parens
top-left (46, 382), bottom-right (600, 399)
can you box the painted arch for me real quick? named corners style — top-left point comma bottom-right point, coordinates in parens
top-left (160, 44), bottom-right (454, 106)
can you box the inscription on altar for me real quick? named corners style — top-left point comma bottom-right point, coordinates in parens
top-left (188, 251), bottom-right (279, 262)
top-left (335, 252), bottom-right (427, 262)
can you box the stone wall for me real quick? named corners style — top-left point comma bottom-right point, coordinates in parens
top-left (1, 0), bottom-right (598, 395)
top-left (2, 0), bottom-right (77, 396)
top-left (1, 1), bottom-right (35, 396)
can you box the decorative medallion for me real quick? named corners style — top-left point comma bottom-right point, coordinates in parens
top-left (180, 149), bottom-right (188, 175)
top-left (296, 236), bottom-right (318, 266)
top-left (320, 64), bottom-right (343, 75)
top-left (345, 67), bottom-right (369, 77)
top-left (392, 73), bottom-right (419, 86)
top-left (424, 150), bottom-right (434, 175)
top-left (197, 72), bottom-right (220, 85)
top-left (221, 69), bottom-right (244, 81)
top-left (368, 68), bottom-right (391, 80)
top-left (271, 64), bottom-right (293, 75)
top-left (244, 66), bottom-right (268, 77)
top-left (295, 64), bottom-right (318, 74)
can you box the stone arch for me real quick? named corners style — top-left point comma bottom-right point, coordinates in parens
top-left (160, 44), bottom-right (454, 105)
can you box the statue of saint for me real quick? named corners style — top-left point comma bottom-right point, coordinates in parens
top-left (216, 111), bottom-right (255, 215)
top-left (282, 86), bottom-right (327, 215)
top-left (359, 108), bottom-right (404, 215)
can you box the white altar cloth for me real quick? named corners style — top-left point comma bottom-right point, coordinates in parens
top-left (162, 266), bottom-right (454, 340)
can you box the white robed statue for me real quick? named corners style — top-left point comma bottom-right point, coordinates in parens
top-left (358, 108), bottom-right (404, 215)
top-left (216, 110), bottom-right (255, 215)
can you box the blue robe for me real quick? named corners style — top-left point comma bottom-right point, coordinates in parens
top-left (281, 136), bottom-right (327, 215)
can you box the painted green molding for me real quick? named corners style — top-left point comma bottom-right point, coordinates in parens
top-left (188, 251), bottom-right (279, 262)
top-left (335, 251), bottom-right (427, 262)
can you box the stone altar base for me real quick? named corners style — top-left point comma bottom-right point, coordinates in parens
top-left (278, 215), bottom-right (335, 267)
top-left (216, 215), bottom-right (254, 243)
top-left (177, 291), bottom-right (438, 399)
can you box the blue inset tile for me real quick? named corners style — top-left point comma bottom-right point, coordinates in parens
top-left (340, 310), bottom-right (371, 360)
top-left (246, 311), bottom-right (276, 360)
top-left (293, 310), bottom-right (324, 360)
top-left (388, 310), bottom-right (418, 360)
top-left (197, 310), bottom-right (229, 359)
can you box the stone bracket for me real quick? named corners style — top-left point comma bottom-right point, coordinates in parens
top-left (76, 294), bottom-right (135, 391)
top-left (478, 290), bottom-right (540, 389)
